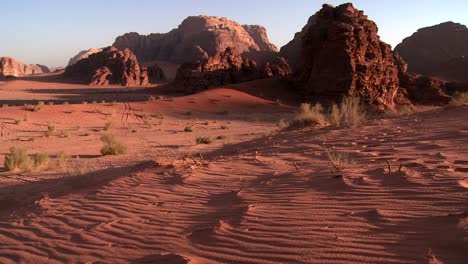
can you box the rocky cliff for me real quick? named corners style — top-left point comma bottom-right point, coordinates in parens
top-left (296, 3), bottom-right (400, 111)
top-left (113, 16), bottom-right (277, 65)
top-left (395, 22), bottom-right (468, 82)
top-left (68, 48), bottom-right (103, 66)
top-left (64, 47), bottom-right (148, 86)
top-left (0, 57), bottom-right (50, 77)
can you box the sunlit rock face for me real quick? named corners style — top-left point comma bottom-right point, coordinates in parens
top-left (113, 16), bottom-right (278, 65)
top-left (0, 57), bottom-right (50, 77)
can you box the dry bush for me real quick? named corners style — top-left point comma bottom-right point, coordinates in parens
top-left (14, 119), bottom-right (21, 125)
top-left (4, 148), bottom-right (50, 172)
top-left (184, 126), bottom-right (193, 132)
top-left (2, 104), bottom-right (9, 109)
top-left (100, 134), bottom-right (127, 156)
top-left (196, 137), bottom-right (212, 145)
top-left (338, 97), bottom-right (367, 127)
top-left (220, 125), bottom-right (228, 130)
top-left (47, 122), bottom-right (55, 132)
top-left (448, 92), bottom-right (468, 108)
top-left (289, 103), bottom-right (327, 128)
top-left (4, 147), bottom-right (32, 172)
top-left (34, 101), bottom-right (45, 112)
top-left (325, 147), bottom-right (352, 172)
top-left (104, 120), bottom-right (114, 131)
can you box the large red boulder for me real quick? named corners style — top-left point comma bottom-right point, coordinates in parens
top-left (297, 3), bottom-right (400, 111)
top-left (64, 47), bottom-right (148, 86)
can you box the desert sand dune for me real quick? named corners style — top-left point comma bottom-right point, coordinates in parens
top-left (0, 83), bottom-right (466, 263)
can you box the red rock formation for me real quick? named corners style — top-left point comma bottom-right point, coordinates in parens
top-left (261, 57), bottom-right (291, 78)
top-left (0, 57), bottom-right (50, 77)
top-left (64, 47), bottom-right (148, 86)
top-left (279, 14), bottom-right (317, 71)
top-left (68, 48), bottom-right (103, 66)
top-left (297, 3), bottom-right (400, 111)
top-left (174, 47), bottom-right (259, 93)
top-left (146, 64), bottom-right (166, 83)
top-left (113, 16), bottom-right (277, 65)
top-left (395, 22), bottom-right (468, 82)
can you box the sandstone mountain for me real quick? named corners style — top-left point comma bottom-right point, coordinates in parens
top-left (113, 16), bottom-right (278, 65)
top-left (175, 47), bottom-right (289, 93)
top-left (64, 47), bottom-right (148, 86)
top-left (294, 3), bottom-right (400, 111)
top-left (279, 14), bottom-right (317, 71)
top-left (68, 48), bottom-right (103, 66)
top-left (0, 57), bottom-right (50, 77)
top-left (395, 22), bottom-right (468, 82)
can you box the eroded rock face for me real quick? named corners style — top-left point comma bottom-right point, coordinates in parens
top-left (113, 16), bottom-right (277, 65)
top-left (279, 14), bottom-right (317, 71)
top-left (297, 3), bottom-right (400, 111)
top-left (68, 48), bottom-right (103, 66)
top-left (0, 57), bottom-right (50, 77)
top-left (261, 57), bottom-right (291, 78)
top-left (146, 64), bottom-right (166, 83)
top-left (395, 22), bottom-right (468, 82)
top-left (174, 47), bottom-right (258, 93)
top-left (64, 47), bottom-right (148, 86)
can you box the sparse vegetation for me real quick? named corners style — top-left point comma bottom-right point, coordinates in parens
top-left (448, 92), bottom-right (468, 108)
top-left (325, 147), bottom-right (352, 172)
top-left (148, 96), bottom-right (156, 101)
top-left (184, 126), bottom-right (193, 132)
top-left (47, 122), bottom-right (55, 132)
top-left (216, 110), bottom-right (229, 115)
top-left (183, 111), bottom-right (192, 116)
top-left (217, 135), bottom-right (227, 140)
top-left (196, 136), bottom-right (212, 145)
top-left (4, 147), bottom-right (32, 172)
top-left (290, 97), bottom-right (367, 128)
top-left (34, 101), bottom-right (45, 112)
top-left (14, 119), bottom-right (21, 125)
top-left (32, 152), bottom-right (50, 170)
top-left (104, 120), bottom-right (114, 131)
top-left (220, 125), bottom-right (228, 130)
top-left (100, 134), bottom-right (127, 156)
top-left (2, 104), bottom-right (8, 109)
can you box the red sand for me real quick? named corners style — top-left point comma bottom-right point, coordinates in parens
top-left (0, 78), bottom-right (467, 263)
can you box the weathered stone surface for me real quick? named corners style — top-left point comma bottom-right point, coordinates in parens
top-left (68, 48), bottom-right (103, 66)
top-left (0, 57), bottom-right (50, 77)
top-left (146, 64), bottom-right (166, 83)
top-left (174, 47), bottom-right (258, 93)
top-left (395, 22), bottom-right (468, 82)
top-left (261, 57), bottom-right (291, 78)
top-left (297, 3), bottom-right (399, 111)
top-left (64, 47), bottom-right (148, 86)
top-left (279, 14), bottom-right (317, 72)
top-left (113, 16), bottom-right (277, 65)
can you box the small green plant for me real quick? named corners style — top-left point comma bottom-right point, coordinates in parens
top-left (196, 137), bottom-right (212, 145)
top-left (100, 134), bottom-right (127, 156)
top-left (184, 126), bottom-right (193, 132)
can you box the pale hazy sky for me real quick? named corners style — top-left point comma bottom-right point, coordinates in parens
top-left (2, 0), bottom-right (467, 67)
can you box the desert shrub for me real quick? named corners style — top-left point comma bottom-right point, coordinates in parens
top-left (339, 97), bottom-right (367, 127)
top-left (325, 147), bottom-right (352, 172)
top-left (448, 92), bottom-right (468, 107)
top-left (217, 135), bottom-right (227, 140)
top-left (289, 103), bottom-right (327, 128)
top-left (4, 147), bottom-right (33, 172)
top-left (184, 111), bottom-right (192, 116)
top-left (14, 119), bottom-right (21, 125)
top-left (33, 101), bottom-right (45, 112)
top-left (220, 125), bottom-right (228, 130)
top-left (196, 137), bottom-right (212, 145)
top-left (33, 152), bottom-right (49, 170)
top-left (184, 126), bottom-right (193, 132)
top-left (47, 122), bottom-right (55, 132)
top-left (104, 120), bottom-right (114, 131)
top-left (100, 134), bottom-right (127, 156)
top-left (2, 104), bottom-right (8, 108)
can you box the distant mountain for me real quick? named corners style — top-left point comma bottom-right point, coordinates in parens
top-left (68, 48), bottom-right (103, 66)
top-left (395, 22), bottom-right (468, 82)
top-left (0, 57), bottom-right (50, 77)
top-left (112, 16), bottom-right (278, 65)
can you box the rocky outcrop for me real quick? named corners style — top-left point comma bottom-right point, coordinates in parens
top-left (146, 64), bottom-right (166, 83)
top-left (279, 14), bottom-right (317, 71)
top-left (395, 22), bottom-right (468, 82)
top-left (113, 16), bottom-right (277, 65)
top-left (175, 47), bottom-right (290, 93)
top-left (261, 57), bottom-right (291, 78)
top-left (0, 57), bottom-right (50, 77)
top-left (64, 47), bottom-right (148, 86)
top-left (296, 3), bottom-right (400, 111)
top-left (174, 47), bottom-right (258, 93)
top-left (68, 48), bottom-right (103, 66)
